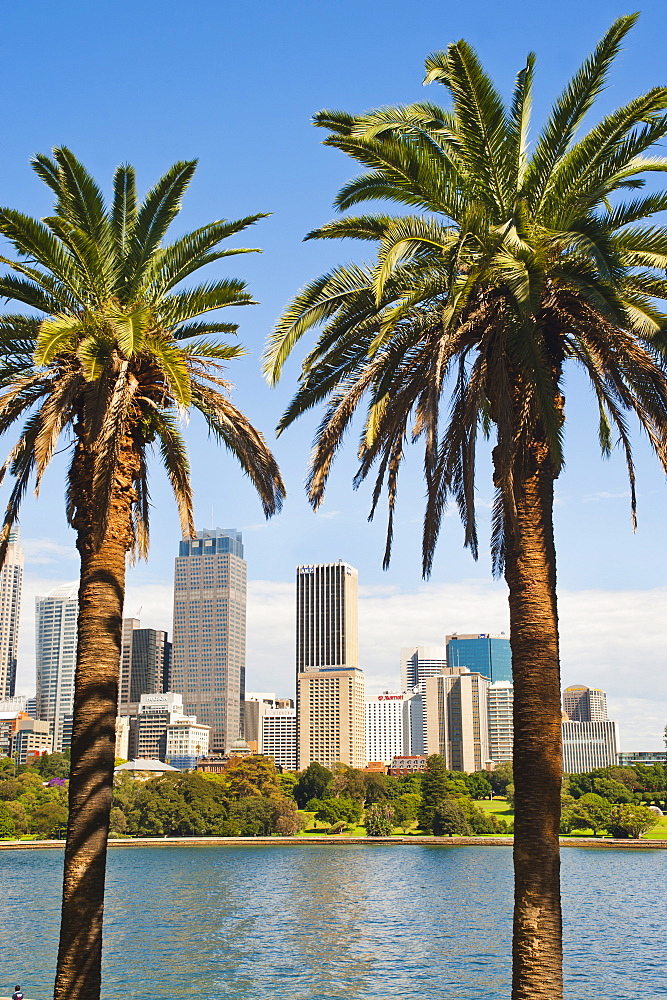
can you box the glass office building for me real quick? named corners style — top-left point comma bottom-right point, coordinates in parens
top-left (446, 633), bottom-right (512, 683)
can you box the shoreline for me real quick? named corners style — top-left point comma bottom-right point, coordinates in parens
top-left (1, 835), bottom-right (665, 850)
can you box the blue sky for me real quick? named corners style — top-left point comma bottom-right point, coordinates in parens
top-left (2, 0), bottom-right (667, 746)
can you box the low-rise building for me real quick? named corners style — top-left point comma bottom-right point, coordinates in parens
top-left (617, 750), bottom-right (666, 766)
top-left (261, 707), bottom-right (297, 771)
top-left (11, 719), bottom-right (51, 765)
top-left (165, 720), bottom-right (210, 771)
top-left (390, 755), bottom-right (428, 776)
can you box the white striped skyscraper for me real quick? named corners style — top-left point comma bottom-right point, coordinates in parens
top-left (0, 529), bottom-right (23, 699)
top-left (35, 581), bottom-right (78, 753)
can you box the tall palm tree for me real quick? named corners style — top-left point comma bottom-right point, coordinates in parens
top-left (264, 16), bottom-right (667, 999)
top-left (0, 149), bottom-right (285, 1000)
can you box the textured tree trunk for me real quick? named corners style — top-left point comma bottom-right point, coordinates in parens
top-left (502, 439), bottom-right (563, 1000)
top-left (54, 430), bottom-right (136, 1000)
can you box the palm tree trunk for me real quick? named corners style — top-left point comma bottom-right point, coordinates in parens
top-left (53, 532), bottom-right (126, 1000)
top-left (502, 439), bottom-right (563, 1000)
top-left (54, 429), bottom-right (136, 1000)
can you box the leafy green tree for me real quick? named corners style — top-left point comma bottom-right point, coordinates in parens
top-left (608, 803), bottom-right (659, 839)
top-left (5, 800), bottom-right (27, 835)
top-left (574, 793), bottom-right (613, 836)
top-left (0, 801), bottom-right (16, 838)
top-left (32, 751), bottom-right (70, 780)
top-left (232, 796), bottom-right (276, 836)
top-left (0, 149), bottom-right (284, 1000)
top-left (315, 796), bottom-right (362, 827)
top-left (332, 764), bottom-right (367, 801)
top-left (109, 807), bottom-right (127, 837)
top-left (363, 771), bottom-right (391, 803)
top-left (276, 771), bottom-right (299, 800)
top-left (433, 800), bottom-right (473, 837)
top-left (465, 772), bottom-right (492, 800)
top-left (489, 762), bottom-right (514, 797)
top-left (264, 17), bottom-right (667, 998)
top-left (273, 797), bottom-right (304, 836)
top-left (364, 802), bottom-right (395, 836)
top-left (419, 755), bottom-right (451, 832)
top-left (223, 756), bottom-right (282, 799)
top-left (392, 793), bottom-right (421, 832)
top-left (31, 801), bottom-right (68, 838)
top-left (293, 762), bottom-right (333, 807)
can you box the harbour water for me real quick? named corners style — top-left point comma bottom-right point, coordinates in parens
top-left (1, 844), bottom-right (665, 999)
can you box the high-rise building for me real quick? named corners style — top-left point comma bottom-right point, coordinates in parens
top-left (562, 685), bottom-right (608, 723)
top-left (296, 562), bottom-right (358, 673)
top-left (295, 561), bottom-right (361, 769)
top-left (35, 582), bottom-right (78, 753)
top-left (171, 528), bottom-right (247, 753)
top-left (400, 645), bottom-right (447, 692)
top-left (261, 707), bottom-right (297, 771)
top-left (487, 681), bottom-right (514, 764)
top-left (365, 690), bottom-right (423, 766)
top-left (425, 667), bottom-right (490, 772)
top-left (165, 719), bottom-right (211, 771)
top-left (0, 529), bottom-right (23, 699)
top-left (118, 618), bottom-right (171, 715)
top-left (135, 691), bottom-right (194, 760)
top-left (298, 667), bottom-right (365, 770)
top-left (562, 720), bottom-right (619, 773)
top-left (446, 633), bottom-right (512, 683)
top-left (11, 718), bottom-right (51, 765)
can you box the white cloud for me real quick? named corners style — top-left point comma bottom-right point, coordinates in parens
top-left (22, 538), bottom-right (78, 565)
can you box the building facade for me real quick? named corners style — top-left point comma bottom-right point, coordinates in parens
top-left (0, 530), bottom-right (23, 699)
top-left (296, 562), bottom-right (358, 673)
top-left (165, 719), bottom-right (211, 771)
top-left (487, 681), bottom-right (514, 764)
top-left (298, 667), bottom-right (365, 770)
top-left (171, 528), bottom-right (247, 753)
top-left (561, 720), bottom-right (619, 773)
top-left (135, 691), bottom-right (193, 760)
top-left (295, 561), bottom-right (362, 769)
top-left (261, 707), bottom-right (297, 771)
top-left (446, 633), bottom-right (512, 683)
top-left (11, 719), bottom-right (51, 765)
top-left (365, 690), bottom-right (423, 766)
top-left (425, 667), bottom-right (490, 772)
top-left (562, 685), bottom-right (608, 723)
top-left (35, 582), bottom-right (78, 753)
top-left (118, 618), bottom-right (171, 715)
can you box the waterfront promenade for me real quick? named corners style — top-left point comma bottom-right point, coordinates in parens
top-left (1, 835), bottom-right (665, 849)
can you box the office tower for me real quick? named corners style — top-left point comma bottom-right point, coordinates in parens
top-left (0, 529), bottom-right (23, 699)
top-left (298, 667), bottom-right (365, 769)
top-left (35, 582), bottom-right (78, 753)
top-left (295, 560), bottom-right (361, 769)
top-left (296, 562), bottom-right (358, 672)
top-left (365, 690), bottom-right (423, 766)
top-left (425, 667), bottom-right (490, 772)
top-left (171, 528), bottom-right (247, 753)
top-left (135, 691), bottom-right (195, 760)
top-left (118, 618), bottom-right (171, 715)
top-left (562, 685), bottom-right (608, 723)
top-left (400, 645), bottom-right (447, 692)
top-left (261, 706), bottom-right (297, 770)
top-left (446, 633), bottom-right (512, 682)
top-left (487, 681), bottom-right (514, 764)
top-left (561, 720), bottom-right (619, 773)
top-left (0, 702), bottom-right (30, 756)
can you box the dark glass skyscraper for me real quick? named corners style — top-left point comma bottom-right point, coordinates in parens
top-left (446, 633), bottom-right (512, 683)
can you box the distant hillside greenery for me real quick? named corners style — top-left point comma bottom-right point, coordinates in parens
top-left (0, 753), bottom-right (664, 839)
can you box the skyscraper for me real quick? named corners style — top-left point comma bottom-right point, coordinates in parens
top-left (171, 528), bottom-right (246, 753)
top-left (295, 561), bottom-right (363, 769)
top-left (425, 666), bottom-right (490, 772)
top-left (400, 645), bottom-right (447, 692)
top-left (35, 581), bottom-right (78, 753)
top-left (487, 681), bottom-right (514, 764)
top-left (118, 618), bottom-right (171, 715)
top-left (562, 685), bottom-right (608, 722)
top-left (446, 633), bottom-right (512, 682)
top-left (0, 529), bottom-right (23, 699)
top-left (296, 561), bottom-right (358, 672)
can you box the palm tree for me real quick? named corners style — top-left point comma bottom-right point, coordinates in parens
top-left (0, 148), bottom-right (285, 1000)
top-left (264, 16), bottom-right (667, 999)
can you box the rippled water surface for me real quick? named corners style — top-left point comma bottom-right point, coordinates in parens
top-left (1, 844), bottom-right (665, 999)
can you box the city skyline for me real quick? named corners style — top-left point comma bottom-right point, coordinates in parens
top-left (9, 532), bottom-right (665, 750)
